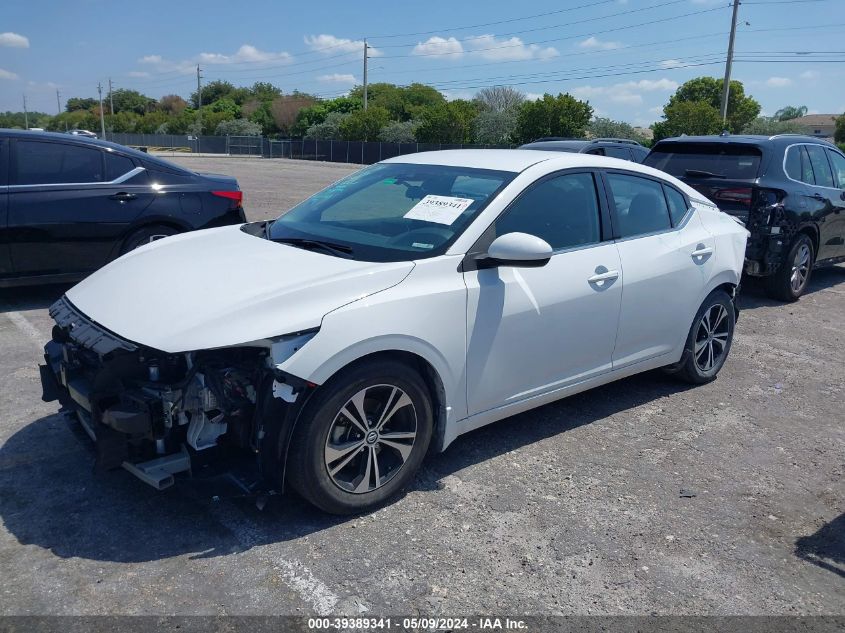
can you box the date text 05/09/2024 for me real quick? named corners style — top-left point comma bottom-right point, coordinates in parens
top-left (307, 617), bottom-right (529, 630)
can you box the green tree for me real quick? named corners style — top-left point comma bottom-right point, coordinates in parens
top-left (742, 116), bottom-right (805, 135)
top-left (835, 114), bottom-right (845, 143)
top-left (158, 94), bottom-right (187, 115)
top-left (652, 101), bottom-right (724, 140)
top-left (216, 118), bottom-right (263, 136)
top-left (249, 82), bottom-right (283, 102)
top-left (473, 109), bottom-right (518, 145)
top-left (587, 117), bottom-right (648, 144)
top-left (208, 97), bottom-right (241, 117)
top-left (65, 97), bottom-right (97, 112)
top-left (773, 105), bottom-right (808, 121)
top-left (110, 89), bottom-right (155, 115)
top-left (513, 93), bottom-right (593, 144)
top-left (338, 106), bottom-right (390, 141)
top-left (662, 77), bottom-right (760, 134)
top-left (305, 112), bottom-right (350, 139)
top-left (378, 120), bottom-right (418, 143)
top-left (190, 80), bottom-right (238, 109)
top-left (415, 100), bottom-right (479, 144)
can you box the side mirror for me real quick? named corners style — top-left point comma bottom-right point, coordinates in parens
top-left (484, 232), bottom-right (553, 268)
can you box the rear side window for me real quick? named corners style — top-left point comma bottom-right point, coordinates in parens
top-left (826, 149), bottom-right (845, 187)
top-left (606, 173), bottom-right (672, 238)
top-left (104, 151), bottom-right (136, 181)
top-left (806, 145), bottom-right (835, 188)
top-left (644, 143), bottom-right (762, 180)
top-left (663, 186), bottom-right (689, 226)
top-left (604, 146), bottom-right (633, 161)
top-left (16, 140), bottom-right (104, 185)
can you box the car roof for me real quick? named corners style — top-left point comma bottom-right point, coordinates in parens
top-left (653, 134), bottom-right (837, 149)
top-left (519, 140), bottom-right (590, 151)
top-left (381, 149), bottom-right (558, 172)
top-left (0, 128), bottom-right (194, 173)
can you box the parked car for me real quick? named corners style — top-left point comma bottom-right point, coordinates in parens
top-left (67, 129), bottom-right (98, 138)
top-left (519, 138), bottom-right (649, 163)
top-left (40, 150), bottom-right (747, 514)
top-left (644, 134), bottom-right (845, 301)
top-left (0, 129), bottom-right (246, 287)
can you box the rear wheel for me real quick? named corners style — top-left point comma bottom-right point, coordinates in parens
top-left (286, 360), bottom-right (433, 514)
top-left (668, 290), bottom-right (735, 385)
top-left (120, 224), bottom-right (179, 254)
top-left (765, 234), bottom-right (814, 302)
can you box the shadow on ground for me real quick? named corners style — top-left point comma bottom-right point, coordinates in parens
top-left (737, 266), bottom-right (844, 311)
top-left (795, 513), bottom-right (845, 579)
top-left (0, 371), bottom-right (693, 563)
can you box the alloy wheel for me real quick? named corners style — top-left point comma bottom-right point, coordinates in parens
top-left (694, 304), bottom-right (730, 372)
top-left (790, 243), bottom-right (811, 294)
top-left (324, 384), bottom-right (417, 494)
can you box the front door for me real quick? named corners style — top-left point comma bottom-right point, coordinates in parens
top-left (803, 143), bottom-right (845, 262)
top-left (8, 139), bottom-right (153, 277)
top-left (464, 171), bottom-right (622, 416)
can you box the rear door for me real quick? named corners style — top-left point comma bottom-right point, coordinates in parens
top-left (802, 144), bottom-right (845, 261)
top-left (0, 137), bottom-right (9, 277)
top-left (603, 145), bottom-right (635, 163)
top-left (824, 148), bottom-right (845, 259)
top-left (8, 139), bottom-right (154, 277)
top-left (602, 170), bottom-right (716, 368)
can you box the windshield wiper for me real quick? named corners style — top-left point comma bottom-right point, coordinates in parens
top-left (272, 237), bottom-right (354, 257)
top-left (684, 169), bottom-right (727, 179)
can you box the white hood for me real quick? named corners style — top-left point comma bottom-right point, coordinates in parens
top-left (66, 225), bottom-right (414, 353)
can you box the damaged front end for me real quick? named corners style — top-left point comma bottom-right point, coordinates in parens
top-left (40, 296), bottom-right (315, 491)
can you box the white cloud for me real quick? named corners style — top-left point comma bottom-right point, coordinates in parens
top-left (659, 59), bottom-right (683, 69)
top-left (128, 71), bottom-right (150, 78)
top-left (465, 34), bottom-right (558, 61)
top-left (139, 54), bottom-right (162, 64)
top-left (304, 34), bottom-right (382, 57)
top-left (649, 105), bottom-right (664, 115)
top-left (0, 68), bottom-right (19, 80)
top-left (573, 78), bottom-right (678, 106)
top-left (578, 36), bottom-right (621, 51)
top-left (0, 32), bottom-right (29, 48)
top-left (198, 44), bottom-right (291, 65)
top-left (800, 70), bottom-right (820, 80)
top-left (524, 92), bottom-right (545, 101)
top-left (412, 36), bottom-right (464, 57)
top-left (765, 76), bottom-right (792, 87)
top-left (317, 73), bottom-right (357, 84)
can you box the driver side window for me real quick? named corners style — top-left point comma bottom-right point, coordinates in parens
top-left (494, 172), bottom-right (601, 250)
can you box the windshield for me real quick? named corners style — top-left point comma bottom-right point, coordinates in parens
top-left (268, 163), bottom-right (514, 262)
top-left (644, 143), bottom-right (762, 180)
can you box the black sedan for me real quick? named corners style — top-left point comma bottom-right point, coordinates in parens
top-left (0, 129), bottom-right (246, 287)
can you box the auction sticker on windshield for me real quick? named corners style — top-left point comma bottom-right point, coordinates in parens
top-left (404, 195), bottom-right (474, 225)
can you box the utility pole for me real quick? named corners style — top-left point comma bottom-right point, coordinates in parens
top-left (196, 64), bottom-right (203, 152)
top-left (22, 94), bottom-right (28, 129)
top-left (720, 0), bottom-right (740, 124)
top-left (108, 78), bottom-right (114, 115)
top-left (56, 89), bottom-right (62, 114)
top-left (362, 39), bottom-right (368, 111)
top-left (97, 82), bottom-right (106, 139)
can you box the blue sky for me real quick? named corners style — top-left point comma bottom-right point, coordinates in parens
top-left (2, 0), bottom-right (843, 125)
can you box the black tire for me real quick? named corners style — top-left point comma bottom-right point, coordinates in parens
top-left (286, 359), bottom-right (433, 515)
top-left (120, 224), bottom-right (179, 255)
top-left (668, 289), bottom-right (736, 385)
top-left (764, 233), bottom-right (814, 302)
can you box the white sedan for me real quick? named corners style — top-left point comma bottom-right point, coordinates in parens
top-left (40, 150), bottom-right (748, 514)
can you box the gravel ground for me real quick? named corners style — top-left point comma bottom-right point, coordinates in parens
top-left (0, 156), bottom-right (842, 617)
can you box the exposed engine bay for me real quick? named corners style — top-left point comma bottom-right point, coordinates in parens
top-left (41, 296), bottom-right (313, 491)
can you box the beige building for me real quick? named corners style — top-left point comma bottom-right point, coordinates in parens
top-left (791, 114), bottom-right (839, 139)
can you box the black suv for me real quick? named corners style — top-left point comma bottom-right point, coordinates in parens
top-left (645, 134), bottom-right (845, 301)
top-left (519, 137), bottom-right (649, 163)
top-left (0, 129), bottom-right (246, 288)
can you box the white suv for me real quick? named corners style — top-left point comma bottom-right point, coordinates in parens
top-left (41, 150), bottom-right (748, 514)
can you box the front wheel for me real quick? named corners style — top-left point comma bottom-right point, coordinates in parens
top-left (120, 224), bottom-right (179, 255)
top-left (668, 290), bottom-right (736, 385)
top-left (765, 234), bottom-right (814, 302)
top-left (286, 360), bottom-right (433, 514)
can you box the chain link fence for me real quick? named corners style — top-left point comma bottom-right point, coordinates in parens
top-left (108, 134), bottom-right (512, 165)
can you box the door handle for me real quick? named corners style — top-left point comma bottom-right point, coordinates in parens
top-left (587, 270), bottom-right (620, 283)
top-left (691, 246), bottom-right (713, 258)
top-left (109, 192), bottom-right (137, 201)
top-left (811, 193), bottom-right (825, 201)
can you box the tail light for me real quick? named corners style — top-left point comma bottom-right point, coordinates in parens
top-left (712, 188), bottom-right (752, 207)
top-left (211, 190), bottom-right (243, 208)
